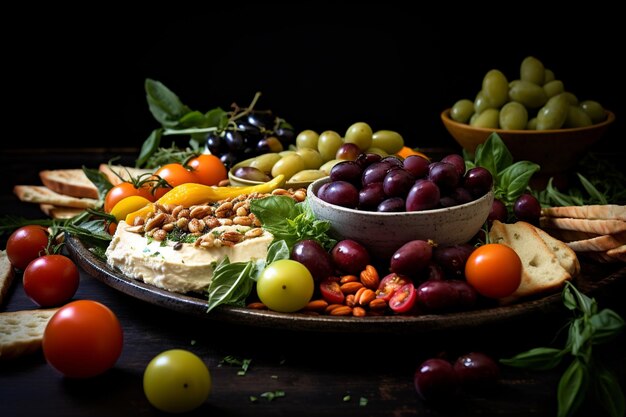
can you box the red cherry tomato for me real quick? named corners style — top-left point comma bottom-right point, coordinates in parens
top-left (319, 279), bottom-right (344, 305)
top-left (104, 182), bottom-right (155, 213)
top-left (23, 254), bottom-right (79, 307)
top-left (376, 273), bottom-right (411, 301)
top-left (465, 243), bottom-right (522, 299)
top-left (188, 154), bottom-right (227, 186)
top-left (6, 225), bottom-right (49, 270)
top-left (154, 163), bottom-right (199, 188)
top-left (43, 300), bottom-right (123, 378)
top-left (389, 282), bottom-right (417, 313)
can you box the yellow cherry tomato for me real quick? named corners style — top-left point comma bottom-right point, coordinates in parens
top-left (109, 195), bottom-right (152, 222)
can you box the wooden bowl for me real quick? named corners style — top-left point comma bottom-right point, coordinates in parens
top-left (441, 109), bottom-right (615, 175)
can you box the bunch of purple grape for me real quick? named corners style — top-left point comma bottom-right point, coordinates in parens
top-left (317, 152), bottom-right (493, 212)
top-left (204, 110), bottom-right (295, 169)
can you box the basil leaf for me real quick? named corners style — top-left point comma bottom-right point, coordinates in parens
top-left (251, 196), bottom-right (300, 230)
top-left (557, 359), bottom-right (588, 417)
top-left (590, 308), bottom-right (625, 345)
top-left (499, 347), bottom-right (565, 370)
top-left (474, 133), bottom-right (513, 177)
top-left (178, 111), bottom-right (207, 128)
top-left (498, 161), bottom-right (541, 203)
top-left (564, 282), bottom-right (597, 316)
top-left (145, 78), bottom-right (189, 126)
top-left (206, 258), bottom-right (256, 312)
top-left (566, 317), bottom-right (592, 360)
top-left (82, 166), bottom-right (112, 202)
top-left (562, 284), bottom-right (578, 311)
top-left (266, 240), bottom-right (290, 264)
top-left (593, 363), bottom-right (626, 417)
top-left (136, 128), bottom-right (162, 168)
top-left (577, 173), bottom-right (608, 204)
top-left (205, 107), bottom-right (229, 129)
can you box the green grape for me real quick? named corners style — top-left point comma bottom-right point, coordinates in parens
top-left (543, 80), bottom-right (564, 99)
top-left (561, 92), bottom-right (579, 105)
top-left (537, 94), bottom-right (569, 130)
top-left (289, 169), bottom-right (328, 183)
top-left (471, 108), bottom-right (499, 128)
top-left (371, 130), bottom-right (404, 154)
top-left (450, 99), bottom-right (474, 123)
top-left (509, 80), bottom-right (548, 109)
top-left (520, 56), bottom-right (545, 85)
top-left (499, 102), bottom-right (528, 130)
top-left (295, 148), bottom-right (324, 169)
top-left (344, 122), bottom-right (373, 151)
top-left (279, 150), bottom-right (297, 157)
top-left (564, 105), bottom-right (592, 128)
top-left (482, 69), bottom-right (509, 108)
top-left (469, 112), bottom-right (481, 125)
top-left (250, 153), bottom-right (282, 174)
top-left (317, 130), bottom-right (344, 161)
top-left (527, 117), bottom-right (538, 130)
top-left (296, 130), bottom-right (319, 150)
top-left (319, 159), bottom-right (342, 175)
top-left (271, 154), bottom-right (306, 180)
top-left (364, 147), bottom-right (388, 157)
top-left (544, 68), bottom-right (555, 84)
top-left (580, 100), bottom-right (606, 123)
top-left (474, 91), bottom-right (491, 114)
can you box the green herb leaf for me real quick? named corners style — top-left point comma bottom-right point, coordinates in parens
top-left (593, 362), bottom-right (626, 417)
top-left (498, 161), bottom-right (541, 204)
top-left (205, 107), bottom-right (229, 130)
top-left (145, 79), bottom-right (189, 126)
top-left (590, 308), bottom-right (625, 345)
top-left (577, 173), bottom-right (608, 205)
top-left (206, 258), bottom-right (257, 312)
top-left (266, 240), bottom-right (290, 264)
top-left (0, 216), bottom-right (53, 235)
top-left (564, 282), bottom-right (597, 316)
top-left (82, 166), bottom-right (112, 202)
top-left (136, 128), bottom-right (162, 168)
top-left (500, 347), bottom-right (565, 370)
top-left (474, 132), bottom-right (514, 177)
top-left (178, 110), bottom-right (207, 128)
top-left (557, 358), bottom-right (588, 417)
top-left (359, 397), bottom-right (368, 407)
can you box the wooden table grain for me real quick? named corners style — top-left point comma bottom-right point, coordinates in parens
top-left (1, 149), bottom-right (625, 417)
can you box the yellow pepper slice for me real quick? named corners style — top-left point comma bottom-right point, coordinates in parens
top-left (125, 174), bottom-right (286, 225)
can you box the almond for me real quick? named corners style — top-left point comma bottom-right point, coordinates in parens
top-left (352, 306), bottom-right (366, 317)
top-left (368, 298), bottom-right (387, 311)
top-left (360, 265), bottom-right (380, 289)
top-left (357, 289), bottom-right (376, 306)
top-left (304, 299), bottom-right (328, 312)
top-left (329, 305), bottom-right (353, 316)
top-left (247, 302), bottom-right (266, 310)
top-left (340, 281), bottom-right (364, 294)
top-left (325, 303), bottom-right (345, 314)
top-left (340, 274), bottom-right (358, 284)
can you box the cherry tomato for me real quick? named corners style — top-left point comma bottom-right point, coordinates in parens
top-left (154, 163), bottom-right (198, 188)
top-left (256, 260), bottom-right (314, 312)
top-left (104, 182), bottom-right (155, 213)
top-left (319, 279), bottom-right (344, 304)
top-left (188, 154), bottom-right (227, 186)
top-left (109, 195), bottom-right (152, 222)
top-left (143, 349), bottom-right (212, 413)
top-left (465, 243), bottom-right (522, 299)
top-left (43, 300), bottom-right (123, 378)
top-left (389, 282), bottom-right (417, 313)
top-left (376, 273), bottom-right (411, 301)
top-left (23, 254), bottom-right (79, 307)
top-left (6, 225), bottom-right (48, 270)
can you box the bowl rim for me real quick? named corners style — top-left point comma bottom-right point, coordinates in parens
top-left (307, 177), bottom-right (494, 217)
top-left (441, 108), bottom-right (615, 134)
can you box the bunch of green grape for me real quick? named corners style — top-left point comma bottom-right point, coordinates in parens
top-left (450, 56), bottom-right (607, 130)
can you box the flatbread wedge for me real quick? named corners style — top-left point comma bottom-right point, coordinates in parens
top-left (541, 205), bottom-right (626, 221)
top-left (540, 217), bottom-right (626, 235)
top-left (39, 169), bottom-right (98, 199)
top-left (14, 185), bottom-right (99, 209)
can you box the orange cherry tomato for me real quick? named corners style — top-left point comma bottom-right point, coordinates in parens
top-left (396, 146), bottom-right (430, 161)
top-left (154, 163), bottom-right (199, 188)
top-left (464, 243), bottom-right (522, 299)
top-left (188, 154), bottom-right (227, 186)
top-left (104, 183), bottom-right (155, 213)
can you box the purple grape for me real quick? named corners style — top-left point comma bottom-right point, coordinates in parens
top-left (414, 358), bottom-right (459, 401)
top-left (514, 193), bottom-right (541, 226)
top-left (427, 262), bottom-right (445, 280)
top-left (441, 154), bottom-right (466, 177)
top-left (355, 152), bottom-right (382, 169)
top-left (406, 179), bottom-right (440, 211)
top-left (362, 161), bottom-right (392, 186)
top-left (383, 169), bottom-right (415, 198)
top-left (291, 240), bottom-right (334, 283)
top-left (448, 280), bottom-right (477, 309)
top-left (403, 155), bottom-right (430, 178)
top-left (415, 280), bottom-right (460, 313)
top-left (488, 199), bottom-right (509, 224)
top-left (432, 244), bottom-right (475, 278)
top-left (331, 239), bottom-right (371, 275)
top-left (428, 162), bottom-right (460, 190)
top-left (377, 197), bottom-right (405, 212)
top-left (318, 181), bottom-right (359, 208)
top-left (464, 167), bottom-right (493, 197)
top-left (381, 155), bottom-right (404, 168)
top-left (440, 187), bottom-right (473, 207)
top-left (359, 182), bottom-right (386, 210)
top-left (390, 240), bottom-right (433, 276)
top-left (330, 161), bottom-right (362, 185)
top-left (453, 352), bottom-right (499, 389)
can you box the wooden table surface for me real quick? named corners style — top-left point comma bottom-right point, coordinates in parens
top-left (1, 149), bottom-right (625, 417)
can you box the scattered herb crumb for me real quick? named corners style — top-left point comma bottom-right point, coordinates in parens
top-left (249, 396), bottom-right (258, 403)
top-left (271, 375), bottom-right (279, 380)
top-left (259, 391), bottom-right (285, 401)
top-left (190, 340), bottom-right (196, 346)
top-left (343, 395), bottom-right (351, 402)
top-left (220, 355), bottom-right (252, 376)
top-left (359, 397), bottom-right (368, 407)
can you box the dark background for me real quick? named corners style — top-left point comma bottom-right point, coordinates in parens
top-left (3, 6), bottom-right (624, 153)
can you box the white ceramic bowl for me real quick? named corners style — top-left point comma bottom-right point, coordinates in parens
top-left (307, 177), bottom-right (494, 260)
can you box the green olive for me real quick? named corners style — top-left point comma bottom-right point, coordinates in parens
top-left (508, 80), bottom-right (548, 109)
top-left (317, 130), bottom-right (344, 161)
top-left (543, 80), bottom-right (564, 99)
top-left (344, 122), bottom-right (373, 151)
top-left (499, 102), bottom-right (528, 130)
top-left (279, 150), bottom-right (297, 157)
top-left (474, 91), bottom-right (491, 114)
top-left (250, 153), bottom-right (282, 174)
top-left (471, 108), bottom-right (499, 128)
top-left (233, 166), bottom-right (271, 182)
top-left (482, 69), bottom-right (509, 108)
top-left (288, 169), bottom-right (328, 183)
top-left (561, 92), bottom-right (579, 105)
top-left (564, 105), bottom-right (592, 128)
top-left (537, 94), bottom-right (569, 130)
top-left (295, 148), bottom-right (324, 169)
top-left (580, 100), bottom-right (606, 123)
top-left (527, 117), bottom-right (538, 130)
top-left (296, 130), bottom-right (319, 150)
top-left (544, 68), bottom-right (555, 84)
top-left (371, 130), bottom-right (404, 154)
top-left (319, 159), bottom-right (342, 175)
top-left (450, 99), bottom-right (474, 123)
top-left (271, 154), bottom-right (306, 180)
top-left (469, 112), bottom-right (480, 125)
top-left (520, 56), bottom-right (545, 85)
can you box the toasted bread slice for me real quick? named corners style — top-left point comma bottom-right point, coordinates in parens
top-left (0, 309), bottom-right (59, 360)
top-left (0, 250), bottom-right (15, 306)
top-left (535, 228), bottom-right (581, 276)
top-left (565, 231), bottom-right (626, 252)
top-left (606, 245), bottom-right (626, 262)
top-left (541, 205), bottom-right (626, 221)
top-left (543, 228), bottom-right (600, 243)
top-left (14, 185), bottom-right (99, 209)
top-left (39, 169), bottom-right (98, 199)
top-left (39, 204), bottom-right (84, 219)
top-left (99, 164), bottom-right (153, 186)
top-left (489, 221), bottom-right (571, 303)
top-left (540, 217), bottom-right (626, 235)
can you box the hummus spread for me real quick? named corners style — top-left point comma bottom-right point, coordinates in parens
top-left (105, 221), bottom-right (273, 294)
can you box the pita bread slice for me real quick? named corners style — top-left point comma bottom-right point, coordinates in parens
top-left (0, 250), bottom-right (15, 306)
top-left (39, 204), bottom-right (84, 219)
top-left (14, 186), bottom-right (99, 209)
top-left (565, 232), bottom-right (626, 252)
top-left (39, 169), bottom-right (98, 199)
top-left (541, 205), bottom-right (626, 221)
top-left (540, 217), bottom-right (626, 235)
top-left (606, 245), bottom-right (626, 262)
